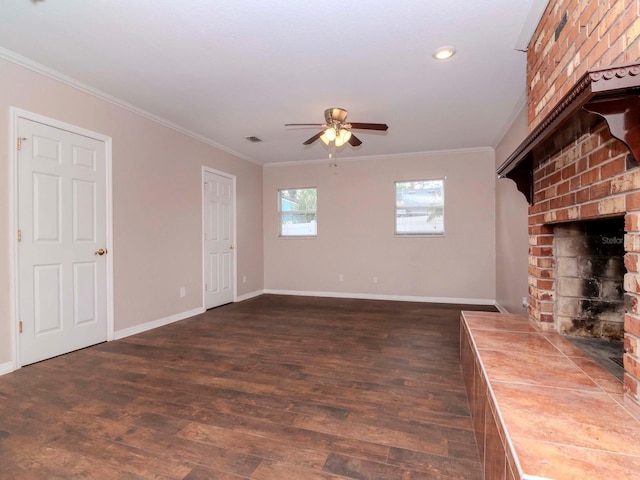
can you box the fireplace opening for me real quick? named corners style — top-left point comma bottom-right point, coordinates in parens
top-left (554, 217), bottom-right (625, 379)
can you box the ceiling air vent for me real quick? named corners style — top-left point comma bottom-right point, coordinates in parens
top-left (245, 136), bottom-right (262, 143)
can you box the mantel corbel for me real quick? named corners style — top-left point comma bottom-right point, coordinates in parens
top-left (583, 95), bottom-right (640, 163)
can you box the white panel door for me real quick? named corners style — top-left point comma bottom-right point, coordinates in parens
top-left (18, 118), bottom-right (108, 366)
top-left (203, 171), bottom-right (234, 308)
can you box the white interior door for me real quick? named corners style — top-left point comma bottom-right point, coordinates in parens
top-left (17, 118), bottom-right (108, 366)
top-left (203, 170), bottom-right (235, 308)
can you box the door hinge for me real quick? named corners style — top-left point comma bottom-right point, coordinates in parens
top-left (17, 229), bottom-right (22, 242)
top-left (205, 283), bottom-right (208, 291)
top-left (19, 321), bottom-right (23, 334)
top-left (17, 137), bottom-right (27, 150)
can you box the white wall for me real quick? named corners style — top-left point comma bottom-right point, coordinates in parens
top-left (495, 105), bottom-right (529, 313)
top-left (0, 58), bottom-right (264, 365)
top-left (263, 150), bottom-right (496, 303)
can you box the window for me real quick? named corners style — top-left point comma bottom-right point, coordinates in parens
top-left (395, 179), bottom-right (444, 235)
top-left (278, 188), bottom-right (317, 237)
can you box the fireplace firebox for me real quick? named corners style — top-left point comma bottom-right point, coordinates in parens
top-left (554, 217), bottom-right (625, 340)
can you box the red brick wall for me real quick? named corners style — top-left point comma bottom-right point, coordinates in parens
top-left (528, 0), bottom-right (640, 128)
top-left (527, 0), bottom-right (640, 405)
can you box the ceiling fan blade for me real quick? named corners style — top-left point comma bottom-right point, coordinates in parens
top-left (348, 133), bottom-right (363, 146)
top-left (285, 123), bottom-right (324, 126)
top-left (349, 122), bottom-right (389, 131)
top-left (303, 131), bottom-right (324, 145)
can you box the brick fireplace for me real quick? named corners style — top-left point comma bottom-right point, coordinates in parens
top-left (524, 119), bottom-right (640, 400)
top-left (498, 0), bottom-right (640, 410)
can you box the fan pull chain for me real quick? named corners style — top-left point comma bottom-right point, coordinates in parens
top-left (328, 142), bottom-right (338, 167)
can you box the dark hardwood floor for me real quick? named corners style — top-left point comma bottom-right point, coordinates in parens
top-left (0, 295), bottom-right (496, 479)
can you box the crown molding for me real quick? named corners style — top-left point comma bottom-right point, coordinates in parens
top-left (0, 47), bottom-right (262, 166)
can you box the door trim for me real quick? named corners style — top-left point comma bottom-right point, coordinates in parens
top-left (10, 107), bottom-right (114, 369)
top-left (202, 167), bottom-right (237, 308)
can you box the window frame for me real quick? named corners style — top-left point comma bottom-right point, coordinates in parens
top-left (394, 178), bottom-right (445, 237)
top-left (278, 187), bottom-right (318, 238)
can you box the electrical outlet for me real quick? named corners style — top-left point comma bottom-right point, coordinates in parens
top-left (522, 296), bottom-right (528, 308)
top-left (339, 274), bottom-right (344, 282)
top-left (180, 287), bottom-right (186, 298)
top-left (373, 276), bottom-right (378, 284)
top-left (242, 275), bottom-right (247, 283)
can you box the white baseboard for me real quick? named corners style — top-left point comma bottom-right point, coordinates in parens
top-left (495, 302), bottom-right (509, 313)
top-left (263, 289), bottom-right (496, 306)
top-left (235, 289), bottom-right (265, 302)
top-left (0, 361), bottom-right (16, 376)
top-left (114, 307), bottom-right (205, 340)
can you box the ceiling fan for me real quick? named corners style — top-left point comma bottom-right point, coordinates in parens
top-left (285, 108), bottom-right (388, 148)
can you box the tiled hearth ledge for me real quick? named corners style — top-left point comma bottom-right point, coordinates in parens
top-left (460, 311), bottom-right (640, 480)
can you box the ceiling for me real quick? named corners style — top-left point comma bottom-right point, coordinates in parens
top-left (0, 0), bottom-right (547, 165)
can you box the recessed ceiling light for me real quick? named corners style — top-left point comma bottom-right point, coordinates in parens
top-left (433, 46), bottom-right (456, 60)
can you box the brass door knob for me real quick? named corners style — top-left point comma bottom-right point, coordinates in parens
top-left (229, 244), bottom-right (235, 250)
top-left (95, 248), bottom-right (107, 256)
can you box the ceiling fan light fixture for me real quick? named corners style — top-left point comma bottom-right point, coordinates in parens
top-left (286, 108), bottom-right (388, 150)
top-left (433, 46), bottom-right (456, 60)
top-left (321, 127), bottom-right (337, 144)
top-left (334, 129), bottom-right (351, 147)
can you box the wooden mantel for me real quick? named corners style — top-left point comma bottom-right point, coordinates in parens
top-left (497, 63), bottom-right (640, 204)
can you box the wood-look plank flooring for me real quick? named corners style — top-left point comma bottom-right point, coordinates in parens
top-left (0, 295), bottom-right (496, 479)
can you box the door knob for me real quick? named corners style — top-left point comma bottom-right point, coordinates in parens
top-left (95, 248), bottom-right (107, 256)
top-left (229, 244), bottom-right (235, 250)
